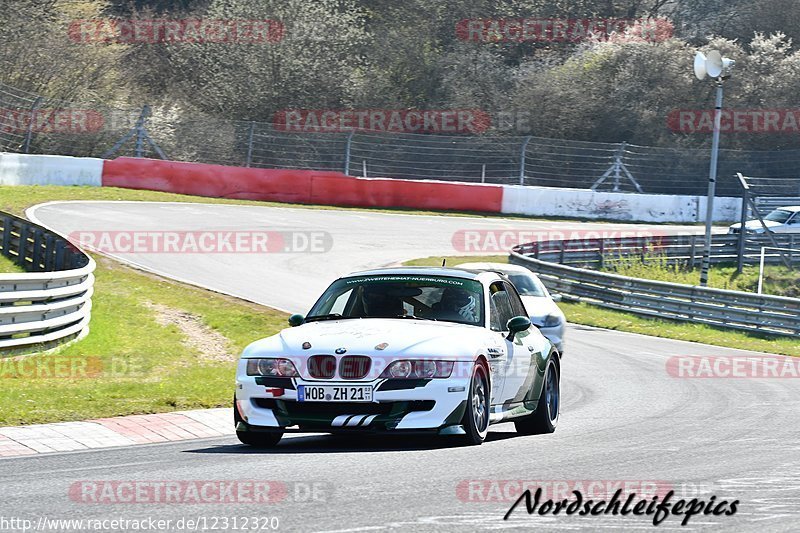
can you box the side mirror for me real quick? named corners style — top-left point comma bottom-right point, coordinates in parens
top-left (506, 315), bottom-right (531, 341)
top-left (288, 314), bottom-right (305, 327)
top-left (550, 293), bottom-right (563, 302)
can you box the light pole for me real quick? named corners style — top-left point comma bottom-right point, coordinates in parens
top-left (694, 50), bottom-right (735, 286)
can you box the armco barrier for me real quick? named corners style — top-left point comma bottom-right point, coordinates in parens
top-left (0, 212), bottom-right (94, 352)
top-left (102, 157), bottom-right (503, 212)
top-left (510, 235), bottom-right (800, 337)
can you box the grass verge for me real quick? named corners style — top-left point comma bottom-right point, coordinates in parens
top-left (604, 257), bottom-right (800, 298)
top-left (0, 254), bottom-right (24, 273)
top-left (0, 255), bottom-right (287, 426)
top-left (404, 255), bottom-right (800, 357)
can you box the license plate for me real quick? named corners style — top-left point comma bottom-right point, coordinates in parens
top-left (297, 385), bottom-right (373, 402)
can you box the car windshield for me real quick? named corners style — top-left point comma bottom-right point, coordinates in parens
top-left (507, 273), bottom-right (547, 297)
top-left (307, 274), bottom-right (484, 326)
top-left (764, 209), bottom-right (793, 223)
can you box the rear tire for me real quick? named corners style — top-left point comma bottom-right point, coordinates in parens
top-left (234, 396), bottom-right (283, 448)
top-left (515, 358), bottom-right (559, 435)
top-left (461, 362), bottom-right (490, 445)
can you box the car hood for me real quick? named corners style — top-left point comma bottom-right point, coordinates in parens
top-left (520, 296), bottom-right (563, 321)
top-left (242, 318), bottom-right (501, 360)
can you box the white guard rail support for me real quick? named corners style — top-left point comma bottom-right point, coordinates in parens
top-left (0, 211), bottom-right (95, 352)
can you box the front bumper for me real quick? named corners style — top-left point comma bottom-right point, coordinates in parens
top-left (236, 363), bottom-right (472, 433)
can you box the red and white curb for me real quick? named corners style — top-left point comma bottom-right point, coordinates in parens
top-left (0, 408), bottom-right (232, 457)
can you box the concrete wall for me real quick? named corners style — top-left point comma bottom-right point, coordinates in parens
top-left (0, 152), bottom-right (743, 223)
top-left (501, 184), bottom-right (741, 223)
top-left (0, 153), bottom-right (103, 186)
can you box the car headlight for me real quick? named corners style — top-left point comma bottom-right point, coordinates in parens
top-left (246, 358), bottom-right (299, 377)
top-left (380, 360), bottom-right (454, 379)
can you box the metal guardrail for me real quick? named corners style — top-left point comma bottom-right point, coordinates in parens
top-left (0, 212), bottom-right (94, 353)
top-left (510, 235), bottom-right (800, 337)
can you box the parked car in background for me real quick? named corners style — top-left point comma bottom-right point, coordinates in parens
top-left (456, 262), bottom-right (566, 354)
top-left (728, 206), bottom-right (800, 234)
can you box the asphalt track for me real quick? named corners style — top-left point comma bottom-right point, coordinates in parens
top-left (2, 201), bottom-right (797, 532)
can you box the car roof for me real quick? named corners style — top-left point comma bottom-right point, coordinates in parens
top-left (774, 206), bottom-right (800, 212)
top-left (345, 266), bottom-right (489, 281)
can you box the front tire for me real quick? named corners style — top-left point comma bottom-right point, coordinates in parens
top-left (461, 362), bottom-right (490, 445)
top-left (515, 357), bottom-right (559, 435)
top-left (234, 396), bottom-right (283, 448)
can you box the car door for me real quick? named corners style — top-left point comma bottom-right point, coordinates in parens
top-left (486, 281), bottom-right (535, 407)
top-left (499, 281), bottom-right (541, 407)
top-left (486, 281), bottom-right (513, 405)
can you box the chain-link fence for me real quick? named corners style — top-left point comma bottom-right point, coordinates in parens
top-left (4, 80), bottom-right (800, 197)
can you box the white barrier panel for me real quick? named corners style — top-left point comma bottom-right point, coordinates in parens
top-left (501, 185), bottom-right (741, 223)
top-left (0, 152), bottom-right (103, 186)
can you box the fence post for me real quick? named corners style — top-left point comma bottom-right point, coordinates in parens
top-left (599, 238), bottom-right (605, 269)
top-left (245, 121), bottom-right (255, 167)
top-left (102, 105), bottom-right (167, 160)
top-left (519, 136), bottom-right (531, 185)
top-left (737, 180), bottom-right (748, 273)
top-left (343, 130), bottom-right (354, 175)
top-left (134, 106), bottom-right (149, 158)
top-left (481, 164), bottom-right (486, 184)
top-left (22, 96), bottom-right (43, 154)
top-left (689, 235), bottom-right (696, 269)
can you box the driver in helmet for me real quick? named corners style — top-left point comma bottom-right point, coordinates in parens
top-left (434, 287), bottom-right (479, 322)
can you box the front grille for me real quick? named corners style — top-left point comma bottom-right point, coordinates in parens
top-left (308, 355), bottom-right (336, 379)
top-left (339, 355), bottom-right (371, 379)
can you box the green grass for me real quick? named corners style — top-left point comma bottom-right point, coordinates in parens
top-left (604, 256), bottom-right (800, 298)
top-left (0, 256), bottom-right (288, 425)
top-left (403, 254), bottom-right (510, 267)
top-left (0, 255), bottom-right (24, 273)
top-left (404, 255), bottom-right (800, 357)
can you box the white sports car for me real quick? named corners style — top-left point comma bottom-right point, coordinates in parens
top-left (234, 267), bottom-right (561, 447)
